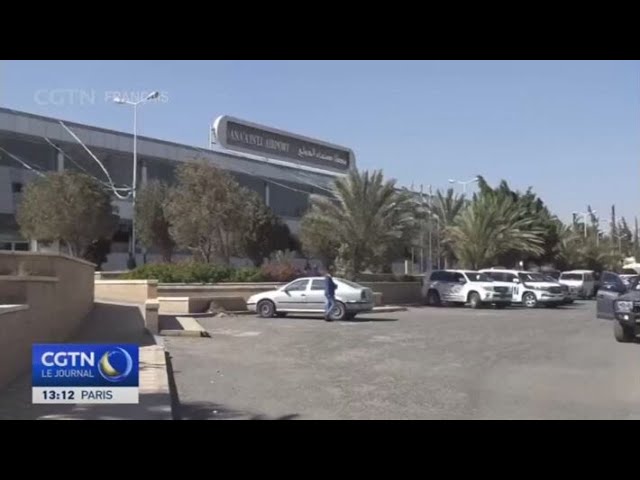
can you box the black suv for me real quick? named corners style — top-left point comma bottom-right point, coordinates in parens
top-left (596, 271), bottom-right (640, 343)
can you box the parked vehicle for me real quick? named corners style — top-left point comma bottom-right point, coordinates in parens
top-left (246, 277), bottom-right (374, 321)
top-left (595, 271), bottom-right (640, 343)
top-left (544, 275), bottom-right (576, 304)
top-left (422, 270), bottom-right (513, 308)
top-left (479, 269), bottom-right (565, 308)
top-left (619, 268), bottom-right (639, 287)
top-left (558, 270), bottom-right (596, 299)
top-left (621, 274), bottom-right (639, 287)
top-left (542, 269), bottom-right (561, 281)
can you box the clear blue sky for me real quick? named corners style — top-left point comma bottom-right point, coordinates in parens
top-left (1, 60), bottom-right (638, 223)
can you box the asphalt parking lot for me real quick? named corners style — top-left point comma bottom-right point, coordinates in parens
top-left (165, 302), bottom-right (640, 420)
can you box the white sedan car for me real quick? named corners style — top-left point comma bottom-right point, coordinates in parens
top-left (247, 277), bottom-right (375, 321)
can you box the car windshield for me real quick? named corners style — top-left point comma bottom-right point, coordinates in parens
top-left (337, 279), bottom-right (363, 289)
top-left (519, 272), bottom-right (547, 282)
top-left (464, 271), bottom-right (492, 282)
top-left (622, 268), bottom-right (638, 275)
top-left (560, 273), bottom-right (582, 281)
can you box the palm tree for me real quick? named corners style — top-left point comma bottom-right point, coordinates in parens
top-left (554, 221), bottom-right (583, 270)
top-left (426, 188), bottom-right (466, 268)
top-left (302, 169), bottom-right (417, 279)
top-left (446, 193), bottom-right (545, 269)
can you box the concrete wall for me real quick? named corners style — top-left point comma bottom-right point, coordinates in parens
top-left (359, 282), bottom-right (422, 305)
top-left (0, 252), bottom-right (95, 388)
top-left (156, 281), bottom-right (421, 311)
top-left (157, 283), bottom-right (283, 301)
top-left (94, 280), bottom-right (158, 304)
top-left (91, 279), bottom-right (421, 316)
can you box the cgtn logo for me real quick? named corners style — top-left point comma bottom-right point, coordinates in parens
top-left (39, 348), bottom-right (134, 382)
top-left (32, 344), bottom-right (139, 390)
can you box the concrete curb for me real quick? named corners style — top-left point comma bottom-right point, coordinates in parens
top-left (371, 306), bottom-right (408, 313)
top-left (138, 345), bottom-right (173, 420)
top-left (160, 329), bottom-right (211, 338)
top-left (201, 307), bottom-right (408, 317)
top-left (159, 316), bottom-right (211, 337)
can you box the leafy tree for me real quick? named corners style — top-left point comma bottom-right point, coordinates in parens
top-left (82, 238), bottom-right (112, 270)
top-left (475, 176), bottom-right (560, 268)
top-left (299, 214), bottom-right (340, 269)
top-left (135, 180), bottom-right (175, 262)
top-left (301, 169), bottom-right (417, 279)
top-left (240, 191), bottom-right (292, 266)
top-left (16, 172), bottom-right (117, 258)
top-left (165, 161), bottom-right (246, 264)
top-left (446, 192), bottom-right (545, 269)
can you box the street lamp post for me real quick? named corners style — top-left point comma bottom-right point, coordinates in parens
top-left (573, 210), bottom-right (596, 239)
top-left (429, 213), bottom-right (440, 269)
top-left (113, 91), bottom-right (160, 268)
top-left (613, 233), bottom-right (625, 254)
top-left (448, 176), bottom-right (479, 194)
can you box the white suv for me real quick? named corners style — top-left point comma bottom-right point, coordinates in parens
top-left (423, 270), bottom-right (513, 309)
top-left (479, 269), bottom-right (565, 308)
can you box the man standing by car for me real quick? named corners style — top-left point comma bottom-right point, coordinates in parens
top-left (324, 270), bottom-right (338, 322)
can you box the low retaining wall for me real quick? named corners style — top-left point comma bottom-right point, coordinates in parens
top-left (94, 270), bottom-right (128, 280)
top-left (0, 252), bottom-right (95, 388)
top-left (158, 283), bottom-right (283, 300)
top-left (155, 281), bottom-right (420, 313)
top-left (95, 280), bottom-right (158, 304)
top-left (359, 282), bottom-right (422, 305)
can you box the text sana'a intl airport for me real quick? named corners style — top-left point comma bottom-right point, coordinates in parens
top-left (0, 106), bottom-right (356, 269)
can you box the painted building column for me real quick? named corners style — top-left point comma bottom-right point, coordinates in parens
top-left (141, 159), bottom-right (148, 186)
top-left (56, 149), bottom-right (64, 172)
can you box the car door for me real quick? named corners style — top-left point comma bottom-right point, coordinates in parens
top-left (427, 271), bottom-right (445, 298)
top-left (306, 279), bottom-right (328, 311)
top-left (584, 273), bottom-right (595, 297)
top-left (438, 271), bottom-right (456, 301)
top-left (273, 279), bottom-right (310, 311)
top-left (498, 272), bottom-right (521, 301)
top-left (596, 272), bottom-right (626, 319)
top-left (449, 272), bottom-right (467, 302)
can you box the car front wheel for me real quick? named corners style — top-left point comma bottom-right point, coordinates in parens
top-left (522, 292), bottom-right (537, 308)
top-left (426, 290), bottom-right (441, 307)
top-left (468, 292), bottom-right (482, 309)
top-left (614, 320), bottom-right (636, 343)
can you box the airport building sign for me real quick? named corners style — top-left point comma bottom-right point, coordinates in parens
top-left (213, 115), bottom-right (354, 171)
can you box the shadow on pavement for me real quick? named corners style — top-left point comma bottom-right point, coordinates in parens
top-left (0, 378), bottom-right (170, 420)
top-left (74, 302), bottom-right (155, 346)
top-left (165, 352), bottom-right (299, 420)
top-left (159, 315), bottom-right (183, 331)
top-left (0, 302), bottom-right (157, 420)
top-left (276, 315), bottom-right (398, 322)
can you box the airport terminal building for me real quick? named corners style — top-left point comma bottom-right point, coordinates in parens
top-left (0, 107), bottom-right (354, 269)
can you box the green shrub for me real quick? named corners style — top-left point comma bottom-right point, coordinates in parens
top-left (228, 267), bottom-right (267, 283)
top-left (260, 262), bottom-right (302, 282)
top-left (122, 262), bottom-right (264, 284)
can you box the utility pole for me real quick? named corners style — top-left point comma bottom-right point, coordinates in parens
top-left (611, 204), bottom-right (617, 238)
top-left (427, 184), bottom-right (433, 272)
top-left (419, 184), bottom-right (424, 273)
top-left (410, 184), bottom-right (415, 274)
